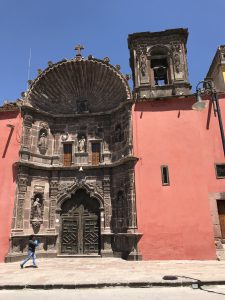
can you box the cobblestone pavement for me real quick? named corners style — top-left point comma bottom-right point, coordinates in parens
top-left (1, 258), bottom-right (225, 287)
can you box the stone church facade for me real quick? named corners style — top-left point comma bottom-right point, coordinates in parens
top-left (2, 28), bottom-right (225, 261)
top-left (6, 50), bottom-right (141, 261)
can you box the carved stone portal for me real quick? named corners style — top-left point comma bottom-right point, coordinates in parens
top-left (60, 189), bottom-right (100, 255)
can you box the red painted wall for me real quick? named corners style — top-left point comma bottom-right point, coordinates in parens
top-left (0, 110), bottom-right (21, 262)
top-left (133, 95), bottom-right (225, 260)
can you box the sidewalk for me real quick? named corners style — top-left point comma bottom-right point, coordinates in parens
top-left (0, 258), bottom-right (225, 289)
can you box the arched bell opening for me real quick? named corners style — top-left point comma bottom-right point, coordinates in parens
top-left (59, 189), bottom-right (101, 255)
top-left (150, 46), bottom-right (171, 86)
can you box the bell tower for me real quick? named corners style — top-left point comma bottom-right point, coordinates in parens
top-left (128, 28), bottom-right (192, 100)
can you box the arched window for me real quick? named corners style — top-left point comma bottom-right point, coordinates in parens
top-left (150, 47), bottom-right (170, 86)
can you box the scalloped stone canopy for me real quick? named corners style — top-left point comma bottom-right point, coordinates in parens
top-left (27, 59), bottom-right (131, 114)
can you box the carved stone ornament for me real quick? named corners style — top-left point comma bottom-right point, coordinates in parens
top-left (23, 114), bottom-right (33, 126)
top-left (171, 42), bottom-right (182, 73)
top-left (31, 220), bottom-right (41, 234)
top-left (61, 132), bottom-right (69, 141)
top-left (139, 50), bottom-right (147, 76)
top-left (39, 121), bottom-right (49, 130)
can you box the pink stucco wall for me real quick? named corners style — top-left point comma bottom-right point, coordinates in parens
top-left (0, 110), bottom-right (21, 262)
top-left (133, 95), bottom-right (225, 260)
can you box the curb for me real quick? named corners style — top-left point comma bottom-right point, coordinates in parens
top-left (1, 280), bottom-right (225, 290)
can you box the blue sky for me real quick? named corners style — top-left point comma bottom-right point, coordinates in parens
top-left (0, 0), bottom-right (225, 105)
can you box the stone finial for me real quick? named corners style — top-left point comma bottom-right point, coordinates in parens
top-left (115, 64), bottom-right (121, 71)
top-left (21, 92), bottom-right (26, 98)
top-left (48, 61), bottom-right (53, 67)
top-left (88, 54), bottom-right (94, 60)
top-left (103, 57), bottom-right (110, 64)
top-left (28, 80), bottom-right (33, 85)
top-left (125, 74), bottom-right (131, 80)
top-left (37, 69), bottom-right (42, 75)
top-left (75, 44), bottom-right (84, 57)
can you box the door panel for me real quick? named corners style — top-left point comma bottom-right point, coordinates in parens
top-left (61, 218), bottom-right (78, 254)
top-left (83, 217), bottom-right (99, 254)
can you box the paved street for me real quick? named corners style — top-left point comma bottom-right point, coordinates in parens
top-left (0, 286), bottom-right (225, 300)
top-left (1, 258), bottom-right (225, 288)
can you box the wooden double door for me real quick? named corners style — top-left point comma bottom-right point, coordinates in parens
top-left (61, 190), bottom-right (100, 255)
top-left (218, 200), bottom-right (225, 238)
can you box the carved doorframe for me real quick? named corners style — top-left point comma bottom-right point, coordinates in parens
top-left (56, 183), bottom-right (104, 255)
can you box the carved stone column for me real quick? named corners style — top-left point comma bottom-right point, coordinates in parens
top-left (127, 165), bottom-right (137, 233)
top-left (48, 171), bottom-right (59, 230)
top-left (52, 132), bottom-right (60, 165)
top-left (103, 174), bottom-right (112, 232)
top-left (14, 166), bottom-right (29, 230)
top-left (101, 172), bottom-right (113, 257)
top-left (127, 107), bottom-right (133, 156)
top-left (20, 114), bottom-right (33, 161)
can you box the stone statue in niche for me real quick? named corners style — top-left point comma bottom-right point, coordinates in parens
top-left (38, 129), bottom-right (48, 154)
top-left (32, 197), bottom-right (42, 220)
top-left (78, 136), bottom-right (86, 152)
top-left (30, 194), bottom-right (43, 233)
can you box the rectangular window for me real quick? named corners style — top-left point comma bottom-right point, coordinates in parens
top-left (63, 143), bottom-right (72, 166)
top-left (92, 142), bottom-right (100, 166)
top-left (216, 164), bottom-right (225, 178)
top-left (161, 165), bottom-right (170, 186)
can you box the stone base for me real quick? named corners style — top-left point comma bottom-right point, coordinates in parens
top-left (5, 251), bottom-right (57, 263)
top-left (101, 250), bottom-right (114, 258)
top-left (216, 249), bottom-right (225, 260)
top-left (126, 251), bottom-right (142, 261)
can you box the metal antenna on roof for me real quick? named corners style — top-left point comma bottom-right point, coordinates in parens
top-left (27, 48), bottom-right (32, 90)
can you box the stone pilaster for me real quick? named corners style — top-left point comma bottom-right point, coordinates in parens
top-left (103, 174), bottom-right (112, 232)
top-left (21, 114), bottom-right (33, 153)
top-left (127, 166), bottom-right (137, 232)
top-left (14, 166), bottom-right (29, 230)
top-left (102, 171), bottom-right (113, 257)
top-left (49, 171), bottom-right (59, 230)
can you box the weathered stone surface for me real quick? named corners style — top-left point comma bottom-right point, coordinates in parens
top-left (8, 53), bottom-right (140, 261)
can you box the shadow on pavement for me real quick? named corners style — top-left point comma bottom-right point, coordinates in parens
top-left (165, 275), bottom-right (225, 296)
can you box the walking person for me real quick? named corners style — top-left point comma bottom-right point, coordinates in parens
top-left (20, 235), bottom-right (38, 269)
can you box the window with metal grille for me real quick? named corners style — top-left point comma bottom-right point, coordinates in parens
top-left (161, 165), bottom-right (170, 186)
top-left (215, 164), bottom-right (225, 178)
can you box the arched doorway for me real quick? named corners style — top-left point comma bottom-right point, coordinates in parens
top-left (60, 189), bottom-right (100, 255)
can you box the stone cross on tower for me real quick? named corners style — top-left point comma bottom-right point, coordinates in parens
top-left (75, 44), bottom-right (84, 57)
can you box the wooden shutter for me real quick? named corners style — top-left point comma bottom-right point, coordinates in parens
top-left (63, 144), bottom-right (72, 166)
